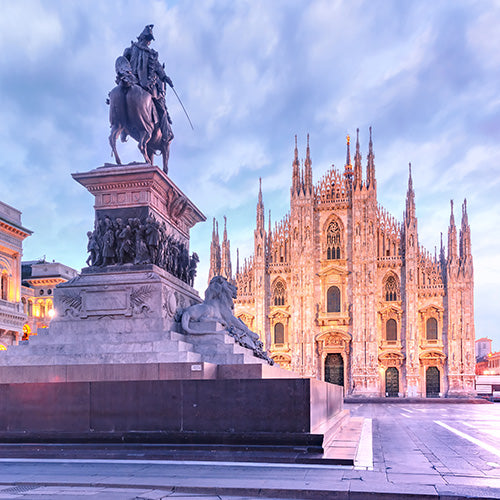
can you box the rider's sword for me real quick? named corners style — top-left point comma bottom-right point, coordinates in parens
top-left (170, 86), bottom-right (194, 130)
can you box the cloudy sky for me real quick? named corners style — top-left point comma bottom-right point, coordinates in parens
top-left (1, 0), bottom-right (499, 348)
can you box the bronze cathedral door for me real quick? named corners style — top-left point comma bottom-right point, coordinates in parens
top-left (325, 353), bottom-right (344, 387)
top-left (426, 366), bottom-right (440, 397)
top-left (385, 367), bottom-right (399, 397)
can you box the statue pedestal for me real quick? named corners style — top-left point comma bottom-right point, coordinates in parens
top-left (1, 163), bottom-right (209, 366)
top-left (72, 162), bottom-right (205, 244)
top-left (71, 161), bottom-right (207, 317)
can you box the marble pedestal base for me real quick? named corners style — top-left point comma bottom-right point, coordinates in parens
top-left (0, 265), bottom-right (203, 366)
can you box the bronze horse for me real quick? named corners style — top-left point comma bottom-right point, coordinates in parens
top-left (108, 81), bottom-right (172, 174)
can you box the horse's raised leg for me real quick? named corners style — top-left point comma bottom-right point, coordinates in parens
top-left (138, 131), bottom-right (153, 165)
top-left (109, 125), bottom-right (123, 165)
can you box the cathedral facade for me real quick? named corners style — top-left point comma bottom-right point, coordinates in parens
top-left (208, 131), bottom-right (476, 398)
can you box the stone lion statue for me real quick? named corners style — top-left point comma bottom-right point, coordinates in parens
top-left (180, 276), bottom-right (273, 364)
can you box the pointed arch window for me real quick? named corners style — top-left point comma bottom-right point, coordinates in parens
top-left (384, 275), bottom-right (400, 301)
top-left (426, 317), bottom-right (438, 340)
top-left (386, 319), bottom-right (397, 341)
top-left (273, 280), bottom-right (286, 306)
top-left (327, 286), bottom-right (341, 313)
top-left (274, 322), bottom-right (285, 345)
top-left (326, 221), bottom-right (342, 259)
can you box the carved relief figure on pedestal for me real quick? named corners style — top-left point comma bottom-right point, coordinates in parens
top-left (85, 214), bottom-right (198, 286)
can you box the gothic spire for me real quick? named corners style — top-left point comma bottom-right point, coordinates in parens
top-left (343, 134), bottom-right (353, 184)
top-left (208, 217), bottom-right (222, 283)
top-left (304, 133), bottom-right (313, 194)
top-left (354, 128), bottom-right (362, 188)
top-left (460, 198), bottom-right (471, 260)
top-left (405, 163), bottom-right (415, 223)
top-left (292, 134), bottom-right (301, 195)
top-left (366, 126), bottom-right (376, 190)
top-left (346, 134), bottom-right (351, 166)
top-left (440, 232), bottom-right (445, 263)
top-left (448, 199), bottom-right (458, 262)
top-left (256, 177), bottom-right (265, 232)
top-left (220, 215), bottom-right (232, 280)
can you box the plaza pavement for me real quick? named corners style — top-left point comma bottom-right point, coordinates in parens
top-left (0, 402), bottom-right (498, 499)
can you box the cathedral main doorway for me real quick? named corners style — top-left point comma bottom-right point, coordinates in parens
top-left (325, 353), bottom-right (344, 387)
top-left (385, 367), bottom-right (399, 397)
top-left (426, 366), bottom-right (440, 397)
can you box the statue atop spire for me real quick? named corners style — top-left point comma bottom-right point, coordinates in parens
top-left (292, 135), bottom-right (301, 195)
top-left (304, 133), bottom-right (313, 194)
top-left (256, 177), bottom-right (265, 232)
top-left (366, 126), bottom-right (376, 189)
top-left (343, 134), bottom-right (353, 183)
top-left (448, 199), bottom-right (458, 262)
top-left (354, 128), bottom-right (362, 188)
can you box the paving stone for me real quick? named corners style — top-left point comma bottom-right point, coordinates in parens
top-left (436, 483), bottom-right (500, 500)
top-left (135, 489), bottom-right (174, 499)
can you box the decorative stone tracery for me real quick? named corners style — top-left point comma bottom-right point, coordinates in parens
top-left (383, 273), bottom-right (400, 301)
top-left (272, 279), bottom-right (286, 306)
top-left (324, 217), bottom-right (344, 260)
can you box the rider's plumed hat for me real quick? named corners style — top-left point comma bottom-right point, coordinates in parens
top-left (138, 24), bottom-right (155, 41)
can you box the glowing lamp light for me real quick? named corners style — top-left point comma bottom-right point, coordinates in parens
top-left (48, 309), bottom-right (55, 319)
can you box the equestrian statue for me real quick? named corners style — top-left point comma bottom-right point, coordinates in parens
top-left (108, 25), bottom-right (175, 173)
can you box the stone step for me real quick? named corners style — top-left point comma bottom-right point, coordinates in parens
top-left (23, 329), bottom-right (182, 345)
top-left (5, 338), bottom-right (196, 357)
top-left (1, 349), bottom-right (202, 366)
top-left (196, 352), bottom-right (244, 365)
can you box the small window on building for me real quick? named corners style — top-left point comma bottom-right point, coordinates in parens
top-left (386, 319), bottom-right (397, 341)
top-left (426, 317), bottom-right (438, 340)
top-left (48, 289), bottom-right (52, 295)
top-left (274, 322), bottom-right (285, 345)
top-left (1, 273), bottom-right (8, 300)
top-left (327, 286), bottom-right (341, 313)
top-left (40, 290), bottom-right (44, 296)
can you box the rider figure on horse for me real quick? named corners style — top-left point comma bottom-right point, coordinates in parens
top-left (120, 25), bottom-right (174, 149)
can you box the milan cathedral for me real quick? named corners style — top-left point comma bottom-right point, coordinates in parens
top-left (208, 131), bottom-right (475, 398)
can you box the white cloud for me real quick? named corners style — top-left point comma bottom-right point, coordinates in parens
top-left (0, 1), bottom-right (63, 61)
